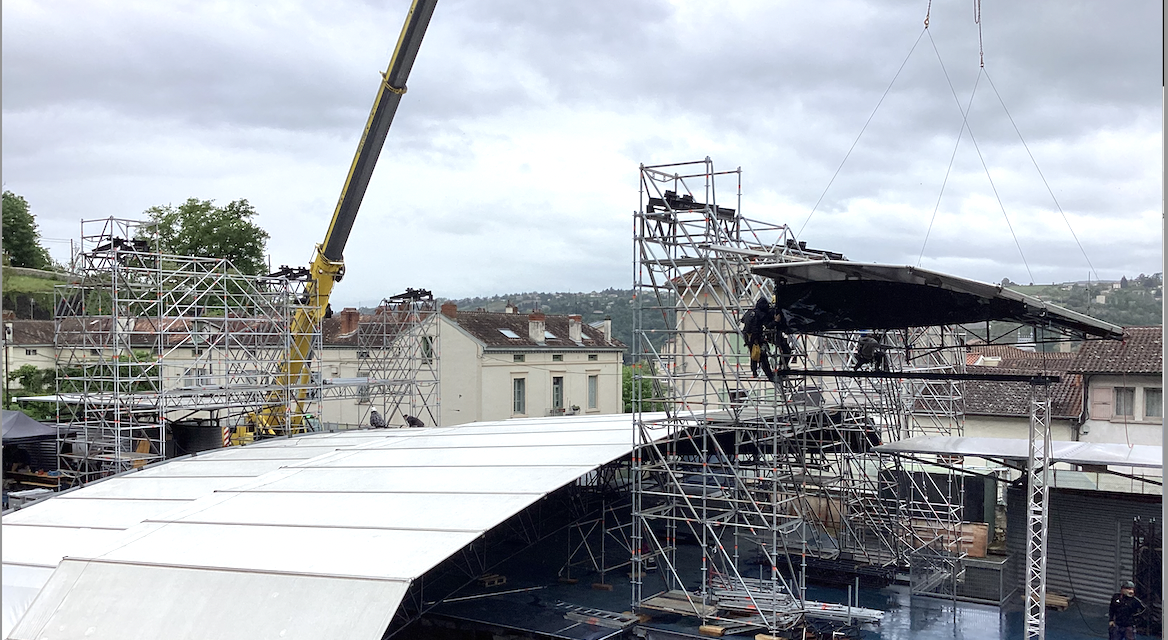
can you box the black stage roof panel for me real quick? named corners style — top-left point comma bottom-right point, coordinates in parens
top-left (752, 261), bottom-right (1123, 340)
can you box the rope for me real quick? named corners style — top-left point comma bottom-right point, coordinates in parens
top-left (982, 70), bottom-right (1101, 282)
top-left (797, 28), bottom-right (928, 240)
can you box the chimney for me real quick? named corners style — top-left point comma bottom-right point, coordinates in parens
top-left (602, 315), bottom-right (612, 343)
top-left (441, 301), bottom-right (458, 319)
top-left (528, 311), bottom-right (546, 343)
top-left (568, 314), bottom-right (582, 343)
top-left (504, 301), bottom-right (518, 314)
top-left (340, 307), bottom-right (360, 334)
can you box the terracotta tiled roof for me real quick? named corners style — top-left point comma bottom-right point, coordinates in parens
top-left (448, 311), bottom-right (624, 350)
top-left (1069, 326), bottom-right (1162, 375)
top-left (10, 320), bottom-right (54, 345)
top-left (963, 365), bottom-right (1082, 419)
top-left (969, 344), bottom-right (1075, 361)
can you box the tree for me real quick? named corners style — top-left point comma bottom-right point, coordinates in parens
top-left (144, 198), bottom-right (270, 275)
top-left (2, 191), bottom-right (52, 269)
top-left (623, 363), bottom-right (667, 413)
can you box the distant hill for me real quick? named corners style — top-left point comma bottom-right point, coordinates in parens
top-left (1005, 274), bottom-right (1162, 327)
top-left (377, 275), bottom-right (1164, 361)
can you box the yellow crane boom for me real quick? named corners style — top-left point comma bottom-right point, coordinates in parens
top-left (251, 0), bottom-right (438, 437)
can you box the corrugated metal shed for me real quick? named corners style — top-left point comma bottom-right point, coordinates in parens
top-left (1006, 484), bottom-right (1161, 605)
top-left (3, 414), bottom-right (649, 639)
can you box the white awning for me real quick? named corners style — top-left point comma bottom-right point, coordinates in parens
top-left (875, 436), bottom-right (1162, 469)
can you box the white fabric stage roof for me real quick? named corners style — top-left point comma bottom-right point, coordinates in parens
top-left (3, 414), bottom-right (652, 639)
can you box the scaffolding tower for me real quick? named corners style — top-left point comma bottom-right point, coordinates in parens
top-left (348, 289), bottom-right (441, 428)
top-left (53, 218), bottom-right (321, 487)
top-left (630, 159), bottom-right (966, 634)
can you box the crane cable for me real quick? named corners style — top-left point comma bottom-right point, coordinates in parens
top-left (796, 28), bottom-right (928, 240)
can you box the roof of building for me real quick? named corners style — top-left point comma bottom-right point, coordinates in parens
top-left (969, 344), bottom-right (1075, 361)
top-left (9, 320), bottom-right (54, 346)
top-left (1069, 326), bottom-right (1162, 375)
top-left (446, 310), bottom-right (625, 351)
top-left (963, 365), bottom-right (1082, 419)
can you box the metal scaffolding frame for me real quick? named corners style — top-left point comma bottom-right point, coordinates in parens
top-left (52, 217), bottom-right (321, 487)
top-left (349, 290), bottom-right (441, 428)
top-left (630, 159), bottom-right (966, 635)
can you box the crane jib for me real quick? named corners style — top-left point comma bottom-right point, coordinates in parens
top-left (320, 0), bottom-right (437, 263)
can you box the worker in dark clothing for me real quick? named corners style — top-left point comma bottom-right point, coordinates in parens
top-left (404, 415), bottom-right (425, 428)
top-left (741, 296), bottom-right (776, 382)
top-left (853, 333), bottom-right (888, 371)
top-left (369, 409), bottom-right (386, 428)
top-left (1109, 580), bottom-right (1145, 640)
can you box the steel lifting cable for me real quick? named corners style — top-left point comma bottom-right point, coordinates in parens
top-left (796, 28), bottom-right (928, 239)
top-left (981, 70), bottom-right (1101, 282)
top-left (915, 11), bottom-right (1036, 284)
top-left (918, 35), bottom-right (984, 267)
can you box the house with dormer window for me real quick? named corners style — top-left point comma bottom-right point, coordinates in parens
top-left (433, 302), bottom-right (625, 425)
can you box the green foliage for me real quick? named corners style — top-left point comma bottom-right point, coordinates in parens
top-left (2, 191), bottom-right (52, 269)
top-left (8, 364), bottom-right (55, 395)
top-left (622, 363), bottom-right (667, 413)
top-left (144, 198), bottom-right (270, 275)
top-left (5, 365), bottom-right (58, 420)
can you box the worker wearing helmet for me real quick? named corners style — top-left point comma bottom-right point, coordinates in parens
top-left (1109, 580), bottom-right (1145, 640)
top-left (369, 409), bottom-right (386, 428)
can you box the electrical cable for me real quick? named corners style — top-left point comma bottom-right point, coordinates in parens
top-left (796, 28), bottom-right (928, 240)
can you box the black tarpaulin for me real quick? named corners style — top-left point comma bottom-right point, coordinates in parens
top-left (2, 410), bottom-right (60, 444)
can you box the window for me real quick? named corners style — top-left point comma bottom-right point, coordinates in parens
top-left (90, 349), bottom-right (102, 356)
top-left (421, 336), bottom-right (434, 363)
top-left (552, 376), bottom-right (564, 410)
top-left (24, 349), bottom-right (36, 356)
top-left (545, 331), bottom-right (558, 340)
top-left (1146, 387), bottom-right (1163, 419)
top-left (513, 354), bottom-right (525, 363)
top-left (588, 375), bottom-right (598, 409)
top-left (498, 328), bottom-right (520, 339)
top-left (588, 354), bottom-right (598, 361)
top-left (184, 367), bottom-right (211, 387)
top-left (357, 350), bottom-right (370, 359)
top-left (1114, 387), bottom-right (1135, 417)
top-left (552, 354), bottom-right (563, 362)
top-left (513, 378), bottom-right (526, 414)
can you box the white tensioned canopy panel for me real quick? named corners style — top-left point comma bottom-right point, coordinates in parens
top-left (4, 413), bottom-right (651, 640)
top-left (875, 436), bottom-right (1163, 469)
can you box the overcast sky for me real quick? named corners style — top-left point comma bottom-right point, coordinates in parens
top-left (3, 0), bottom-right (1162, 307)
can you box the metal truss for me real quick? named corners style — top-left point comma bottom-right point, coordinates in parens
top-left (53, 217), bottom-right (321, 487)
top-left (630, 159), bottom-right (967, 634)
top-left (1024, 382), bottom-right (1052, 639)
